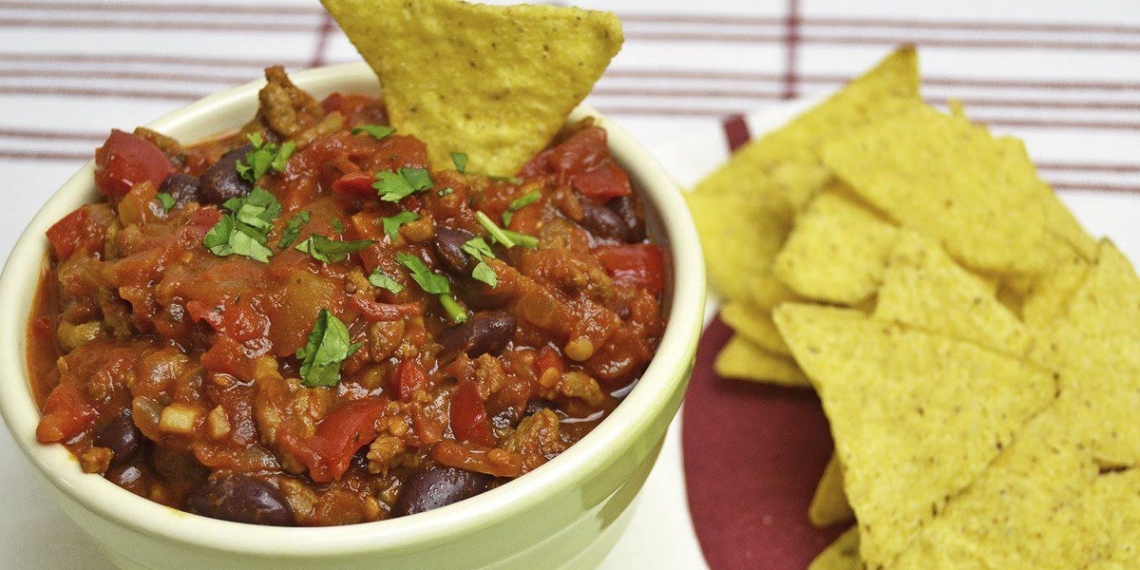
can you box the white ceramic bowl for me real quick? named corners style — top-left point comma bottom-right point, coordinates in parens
top-left (0, 63), bottom-right (705, 570)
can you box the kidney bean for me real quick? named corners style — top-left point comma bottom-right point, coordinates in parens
top-left (159, 173), bottom-right (203, 207)
top-left (438, 310), bottom-right (516, 359)
top-left (184, 474), bottom-right (294, 526)
top-left (579, 201), bottom-right (630, 242)
top-left (392, 466), bottom-right (492, 517)
top-left (433, 227), bottom-right (477, 275)
top-left (92, 409), bottom-right (142, 467)
top-left (609, 194), bottom-right (646, 242)
top-left (200, 144), bottom-right (253, 205)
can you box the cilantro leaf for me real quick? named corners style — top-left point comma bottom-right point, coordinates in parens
top-left (438, 187), bottom-right (454, 197)
top-left (277, 210), bottom-right (311, 248)
top-left (295, 309), bottom-right (362, 388)
top-left (202, 188), bottom-right (283, 263)
top-left (331, 218), bottom-right (345, 234)
top-left (461, 237), bottom-right (495, 260)
top-left (352, 124), bottom-right (396, 140)
top-left (368, 268), bottom-right (404, 294)
top-left (156, 192), bottom-right (176, 212)
top-left (381, 211), bottom-right (420, 240)
top-left (295, 234), bottom-right (375, 263)
top-left (450, 152), bottom-right (468, 173)
top-left (373, 167), bottom-right (433, 202)
top-left (476, 211), bottom-right (537, 250)
top-left (396, 252), bottom-right (450, 295)
top-left (472, 262), bottom-right (498, 288)
top-left (236, 133), bottom-right (295, 184)
top-left (401, 168), bottom-right (433, 191)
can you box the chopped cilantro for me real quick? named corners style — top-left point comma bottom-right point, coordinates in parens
top-left (438, 293), bottom-right (469, 323)
top-left (156, 192), bottom-right (176, 212)
top-left (368, 268), bottom-right (404, 294)
top-left (331, 217), bottom-right (345, 234)
top-left (203, 188), bottom-right (282, 263)
top-left (476, 211), bottom-right (537, 250)
top-left (450, 152), bottom-right (468, 173)
top-left (501, 229), bottom-right (539, 250)
top-left (277, 210), bottom-right (310, 248)
top-left (396, 252), bottom-right (450, 295)
top-left (471, 262), bottom-right (498, 288)
top-left (295, 309), bottom-right (362, 388)
top-left (381, 211), bottom-right (420, 240)
top-left (438, 187), bottom-right (454, 197)
top-left (352, 124), bottom-right (396, 140)
top-left (236, 133), bottom-right (295, 184)
top-left (295, 234), bottom-right (375, 263)
top-left (373, 167), bottom-right (432, 202)
top-left (508, 190), bottom-right (541, 212)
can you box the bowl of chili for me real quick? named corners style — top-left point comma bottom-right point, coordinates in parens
top-left (0, 63), bottom-right (705, 570)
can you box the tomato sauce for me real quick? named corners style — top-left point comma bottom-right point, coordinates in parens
top-left (26, 67), bottom-right (665, 526)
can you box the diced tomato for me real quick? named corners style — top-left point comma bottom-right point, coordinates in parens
top-left (392, 360), bottom-right (428, 401)
top-left (350, 296), bottom-right (421, 322)
top-left (449, 381), bottom-right (494, 447)
top-left (45, 206), bottom-right (106, 260)
top-left (571, 162), bottom-right (632, 202)
top-left (521, 126), bottom-right (609, 182)
top-left (303, 398), bottom-right (387, 483)
top-left (594, 244), bottom-right (665, 295)
top-left (431, 440), bottom-right (522, 478)
top-left (534, 345), bottom-right (564, 377)
top-left (331, 171), bottom-right (375, 197)
top-left (36, 381), bottom-right (96, 443)
top-left (199, 335), bottom-right (257, 380)
top-left (94, 129), bottom-right (174, 198)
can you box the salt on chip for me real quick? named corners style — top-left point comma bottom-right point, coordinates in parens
top-left (774, 304), bottom-right (1056, 569)
top-left (714, 335), bottom-right (810, 388)
top-left (687, 191), bottom-right (792, 301)
top-left (809, 527), bottom-right (861, 570)
top-left (873, 231), bottom-right (1031, 355)
top-left (773, 189), bottom-right (899, 305)
top-left (809, 453), bottom-right (854, 528)
top-left (323, 0), bottom-right (623, 176)
top-left (720, 300), bottom-right (790, 356)
top-left (822, 101), bottom-right (1057, 276)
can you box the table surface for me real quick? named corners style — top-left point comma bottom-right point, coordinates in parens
top-left (2, 1), bottom-right (1138, 568)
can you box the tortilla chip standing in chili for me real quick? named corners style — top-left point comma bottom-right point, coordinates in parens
top-left (321, 0), bottom-right (624, 177)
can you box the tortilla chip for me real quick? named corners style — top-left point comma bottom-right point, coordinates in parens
top-left (873, 231), bottom-right (1031, 355)
top-left (691, 47), bottom-right (919, 211)
top-left (1021, 251), bottom-right (1090, 330)
top-left (809, 454), bottom-right (854, 528)
top-left (810, 527), bottom-right (862, 570)
top-left (746, 273), bottom-right (805, 312)
top-left (714, 335), bottom-right (810, 388)
top-left (687, 191), bottom-right (792, 301)
top-left (774, 189), bottom-right (899, 305)
top-left (822, 101), bottom-right (1058, 276)
top-left (774, 304), bottom-right (1057, 568)
top-left (323, 0), bottom-right (622, 175)
top-left (720, 300), bottom-right (790, 356)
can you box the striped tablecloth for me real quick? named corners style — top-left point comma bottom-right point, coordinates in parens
top-left (1, 1), bottom-right (1137, 569)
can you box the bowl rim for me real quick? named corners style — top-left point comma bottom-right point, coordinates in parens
top-left (0, 62), bottom-right (706, 555)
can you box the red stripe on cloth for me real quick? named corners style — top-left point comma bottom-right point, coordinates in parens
top-left (309, 12), bottom-right (337, 68)
top-left (0, 18), bottom-right (319, 32)
top-left (623, 31), bottom-right (1140, 51)
top-left (0, 150), bottom-right (89, 161)
top-left (1053, 182), bottom-right (1140, 194)
top-left (782, 0), bottom-right (802, 100)
top-left (682, 318), bottom-right (841, 570)
top-left (0, 1), bottom-right (318, 15)
top-left (722, 115), bottom-right (752, 152)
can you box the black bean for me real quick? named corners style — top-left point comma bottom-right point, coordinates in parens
top-left (609, 194), bottom-right (646, 242)
top-left (392, 466), bottom-right (492, 517)
top-left (199, 144), bottom-right (254, 205)
top-left (438, 310), bottom-right (516, 359)
top-left (92, 409), bottom-right (142, 467)
top-left (184, 474), bottom-right (294, 526)
top-left (159, 173), bottom-right (203, 207)
top-left (580, 201), bottom-right (630, 242)
top-left (433, 227), bottom-right (477, 275)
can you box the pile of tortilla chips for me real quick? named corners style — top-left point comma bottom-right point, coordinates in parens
top-left (322, 0), bottom-right (623, 177)
top-left (690, 47), bottom-right (1140, 569)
